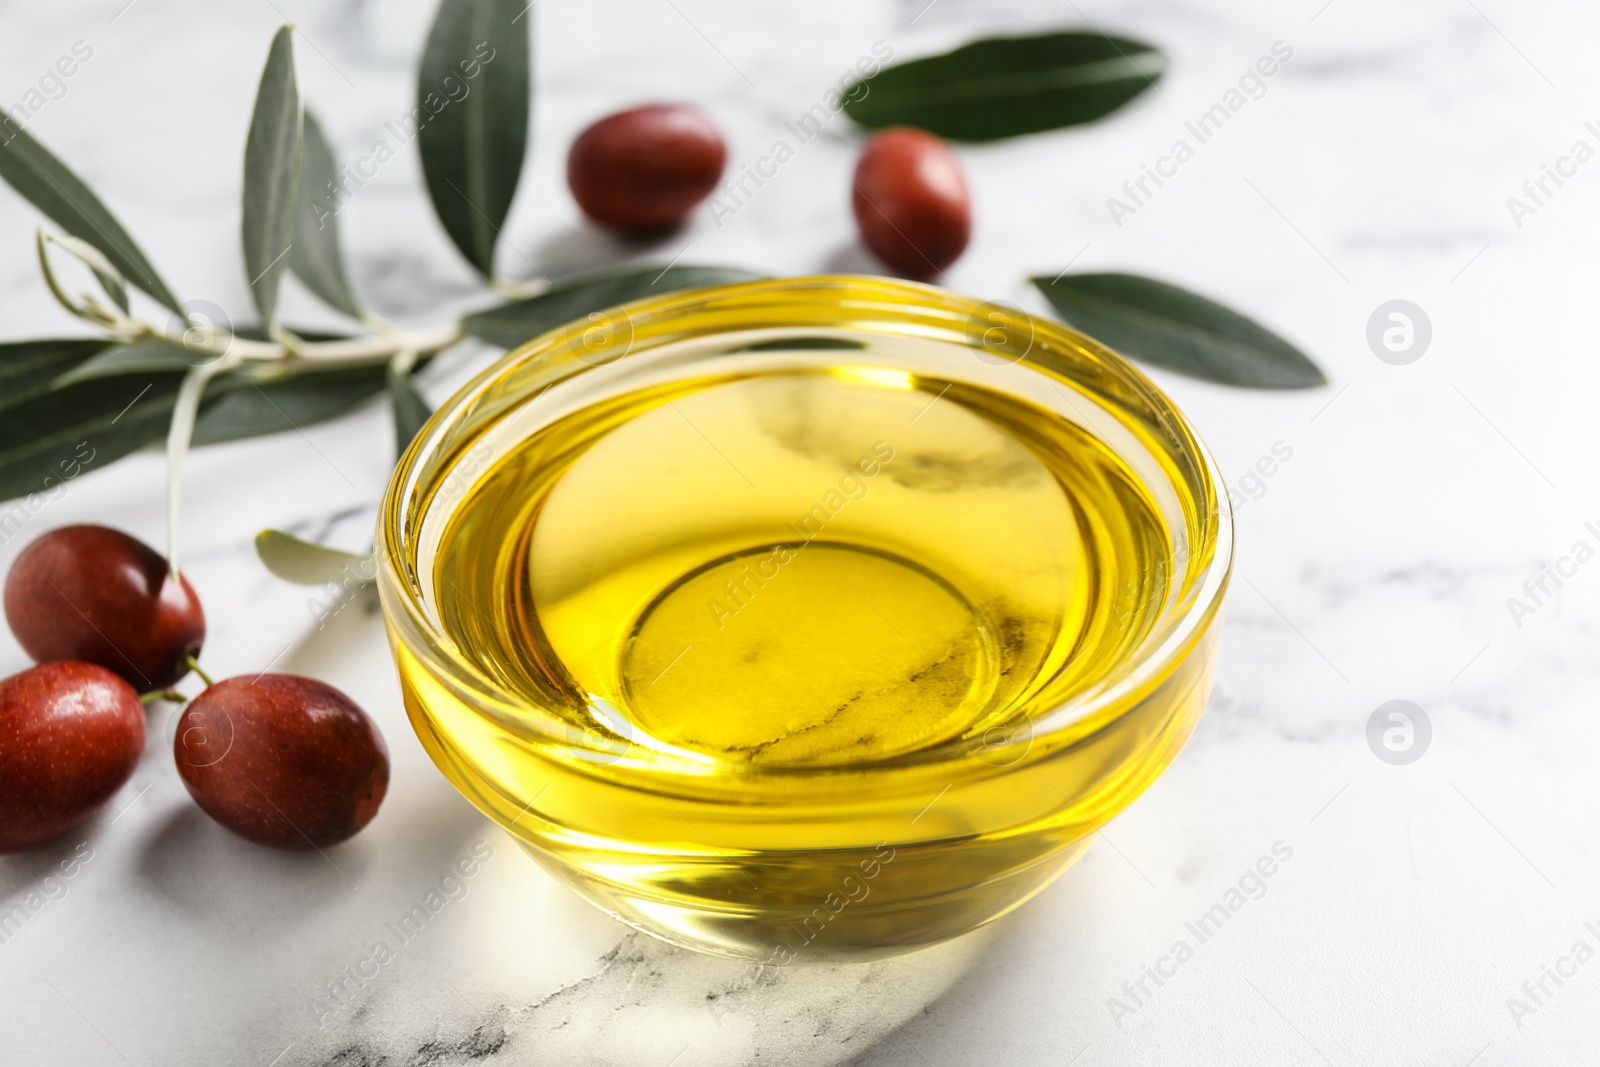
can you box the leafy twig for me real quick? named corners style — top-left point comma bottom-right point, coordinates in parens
top-left (0, 9), bottom-right (760, 578)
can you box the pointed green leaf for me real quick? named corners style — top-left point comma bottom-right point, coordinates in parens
top-left (0, 372), bottom-right (189, 503)
top-left (0, 124), bottom-right (181, 312)
top-left (417, 0), bottom-right (530, 277)
top-left (0, 338), bottom-right (112, 412)
top-left (34, 229), bottom-right (85, 319)
top-left (844, 32), bottom-right (1167, 142)
top-left (1031, 272), bottom-right (1326, 389)
top-left (387, 364), bottom-right (433, 455)
top-left (54, 339), bottom-right (207, 386)
top-left (48, 233), bottom-right (129, 314)
top-left (242, 25), bottom-right (304, 330)
top-left (191, 360), bottom-right (394, 445)
top-left (0, 348), bottom-right (402, 503)
top-left (290, 110), bottom-right (363, 319)
top-left (461, 264), bottom-right (765, 349)
top-left (255, 528), bottom-right (373, 586)
top-left (232, 326), bottom-right (351, 344)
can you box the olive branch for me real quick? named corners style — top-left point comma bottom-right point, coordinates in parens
top-left (0, 1), bottom-right (754, 582)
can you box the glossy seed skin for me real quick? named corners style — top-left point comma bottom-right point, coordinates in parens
top-left (567, 104), bottom-right (727, 233)
top-left (851, 127), bottom-right (972, 279)
top-left (174, 674), bottom-right (389, 850)
top-left (4, 525), bottom-right (205, 691)
top-left (0, 662), bottom-right (145, 854)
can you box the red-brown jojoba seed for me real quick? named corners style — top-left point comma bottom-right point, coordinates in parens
top-left (851, 127), bottom-right (971, 278)
top-left (4, 525), bottom-right (205, 691)
top-left (174, 674), bottom-right (389, 850)
top-left (0, 661), bottom-right (145, 854)
top-left (567, 104), bottom-right (727, 233)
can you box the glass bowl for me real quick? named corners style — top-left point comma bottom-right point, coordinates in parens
top-left (376, 275), bottom-right (1232, 961)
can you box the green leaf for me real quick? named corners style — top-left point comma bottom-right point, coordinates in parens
top-left (417, 0), bottom-right (531, 277)
top-left (843, 32), bottom-right (1166, 142)
top-left (0, 340), bottom-right (406, 508)
top-left (1031, 272), bottom-right (1326, 389)
top-left (0, 339), bottom-right (112, 412)
top-left (0, 123), bottom-right (181, 313)
top-left (461, 264), bottom-right (765, 349)
top-left (386, 364), bottom-right (433, 456)
top-left (255, 528), bottom-right (373, 586)
top-left (191, 361), bottom-right (394, 445)
top-left (54, 339), bottom-right (207, 386)
top-left (290, 110), bottom-right (363, 319)
top-left (47, 233), bottom-right (129, 314)
top-left (0, 372), bottom-right (189, 503)
top-left (233, 326), bottom-right (351, 345)
top-left (242, 25), bottom-right (304, 331)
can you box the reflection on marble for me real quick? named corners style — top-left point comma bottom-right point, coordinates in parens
top-left (4, 0), bottom-right (1600, 1063)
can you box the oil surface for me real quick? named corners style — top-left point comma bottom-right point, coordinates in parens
top-left (433, 368), bottom-right (1170, 766)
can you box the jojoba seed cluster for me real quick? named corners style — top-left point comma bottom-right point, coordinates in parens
top-left (566, 106), bottom-right (972, 275)
top-left (0, 525), bottom-right (387, 854)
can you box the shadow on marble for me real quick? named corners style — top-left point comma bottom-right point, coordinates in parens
top-left (134, 803), bottom-right (395, 912)
top-left (0, 827), bottom-right (98, 914)
top-left (528, 223), bottom-right (683, 280)
top-left (273, 584), bottom-right (386, 683)
top-left (841, 861), bottom-right (1114, 1066)
top-left (820, 242), bottom-right (894, 278)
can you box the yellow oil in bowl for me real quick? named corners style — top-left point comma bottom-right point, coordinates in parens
top-left (379, 276), bottom-right (1231, 961)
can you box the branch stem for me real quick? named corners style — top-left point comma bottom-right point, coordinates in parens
top-left (166, 353), bottom-right (240, 578)
top-left (135, 312), bottom-right (464, 577)
top-left (184, 656), bottom-right (215, 687)
top-left (126, 319), bottom-right (465, 367)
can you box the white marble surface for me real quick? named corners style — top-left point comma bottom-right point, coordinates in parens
top-left (3, 0), bottom-right (1600, 1063)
